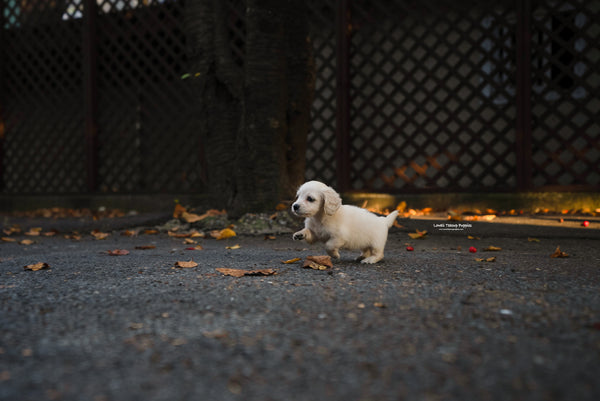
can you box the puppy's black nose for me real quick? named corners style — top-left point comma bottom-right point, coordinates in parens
top-left (293, 203), bottom-right (300, 212)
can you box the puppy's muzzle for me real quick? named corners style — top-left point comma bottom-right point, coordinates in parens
top-left (292, 203), bottom-right (301, 214)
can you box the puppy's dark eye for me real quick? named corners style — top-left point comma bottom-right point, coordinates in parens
top-left (307, 196), bottom-right (315, 202)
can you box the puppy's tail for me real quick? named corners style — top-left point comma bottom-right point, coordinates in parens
top-left (385, 210), bottom-right (399, 228)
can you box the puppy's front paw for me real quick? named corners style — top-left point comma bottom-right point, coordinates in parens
top-left (293, 231), bottom-right (305, 241)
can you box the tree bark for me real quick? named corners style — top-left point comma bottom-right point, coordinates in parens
top-left (185, 0), bottom-right (314, 217)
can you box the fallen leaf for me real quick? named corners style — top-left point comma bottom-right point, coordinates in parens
top-left (302, 255), bottom-right (333, 270)
top-left (467, 235), bottom-right (480, 240)
top-left (42, 229), bottom-right (58, 237)
top-left (64, 233), bottom-right (82, 240)
top-left (408, 229), bottom-right (427, 239)
top-left (186, 245), bottom-right (203, 250)
top-left (550, 246), bottom-right (569, 258)
top-left (174, 260), bottom-right (198, 268)
top-left (107, 249), bottom-right (130, 256)
top-left (183, 238), bottom-right (197, 244)
top-left (203, 329), bottom-right (229, 339)
top-left (282, 257), bottom-right (301, 264)
top-left (121, 230), bottom-right (137, 237)
top-left (24, 262), bottom-right (50, 271)
top-left (91, 230), bottom-right (110, 240)
top-left (484, 246), bottom-right (502, 251)
top-left (173, 203), bottom-right (186, 218)
top-left (135, 245), bottom-right (156, 250)
top-left (1, 237), bottom-right (16, 242)
top-left (20, 239), bottom-right (34, 245)
top-left (226, 244), bottom-right (241, 250)
top-left (373, 302), bottom-right (386, 308)
top-left (143, 229), bottom-right (159, 235)
top-left (475, 257), bottom-right (496, 262)
top-left (528, 237), bottom-right (540, 242)
top-left (216, 268), bottom-right (276, 277)
top-left (275, 203), bottom-right (288, 211)
top-left (24, 227), bottom-right (42, 236)
top-left (264, 235), bottom-right (276, 240)
top-left (211, 228), bottom-right (236, 240)
top-left (181, 211), bottom-right (204, 223)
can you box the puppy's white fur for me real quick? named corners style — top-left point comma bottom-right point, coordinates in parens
top-left (292, 181), bottom-right (398, 264)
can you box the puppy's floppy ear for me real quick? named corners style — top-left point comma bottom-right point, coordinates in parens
top-left (323, 186), bottom-right (342, 215)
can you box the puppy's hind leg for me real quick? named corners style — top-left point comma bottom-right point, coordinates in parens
top-left (356, 248), bottom-right (372, 262)
top-left (361, 248), bottom-right (384, 264)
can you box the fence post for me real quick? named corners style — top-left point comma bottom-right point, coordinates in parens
top-left (335, 0), bottom-right (351, 192)
top-left (0, 0), bottom-right (5, 191)
top-left (83, 0), bottom-right (98, 192)
top-left (515, 0), bottom-right (533, 191)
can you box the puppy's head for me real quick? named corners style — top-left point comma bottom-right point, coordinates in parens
top-left (291, 181), bottom-right (342, 218)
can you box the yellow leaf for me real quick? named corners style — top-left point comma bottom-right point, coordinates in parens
top-left (215, 228), bottom-right (236, 240)
top-left (527, 237), bottom-right (540, 242)
top-left (226, 244), bottom-right (241, 250)
top-left (282, 257), bottom-right (301, 264)
top-left (20, 239), bottom-right (34, 245)
top-left (1, 237), bottom-right (16, 242)
top-left (408, 229), bottom-right (427, 239)
top-left (484, 246), bottom-right (502, 251)
top-left (467, 235), bottom-right (480, 240)
top-left (91, 230), bottom-right (110, 240)
top-left (475, 257), bottom-right (496, 262)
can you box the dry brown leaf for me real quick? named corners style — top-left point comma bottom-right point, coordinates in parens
top-left (216, 268), bottom-right (276, 277)
top-left (181, 211), bottom-right (203, 223)
top-left (467, 235), bottom-right (480, 240)
top-left (484, 246), bottom-right (502, 251)
top-left (121, 230), bottom-right (137, 237)
top-left (283, 257), bottom-right (301, 264)
top-left (42, 229), bottom-right (58, 237)
top-left (1, 237), bottom-right (16, 242)
top-left (550, 246), bottom-right (569, 258)
top-left (302, 255), bottom-right (333, 270)
top-left (264, 235), bottom-right (276, 240)
top-left (408, 229), bottom-right (427, 239)
top-left (528, 237), bottom-right (540, 243)
top-left (91, 230), bottom-right (110, 240)
top-left (226, 244), bottom-right (241, 250)
top-left (107, 249), bottom-right (130, 256)
top-left (174, 260), bottom-right (198, 268)
top-left (20, 239), bottom-right (34, 245)
top-left (24, 262), bottom-right (50, 271)
top-left (275, 202), bottom-right (288, 211)
top-left (143, 229), bottom-right (159, 235)
top-left (183, 238), bottom-right (197, 244)
top-left (24, 227), bottom-right (42, 236)
top-left (65, 233), bottom-right (82, 240)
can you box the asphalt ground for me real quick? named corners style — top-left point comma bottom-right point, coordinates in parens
top-left (1, 213), bottom-right (599, 401)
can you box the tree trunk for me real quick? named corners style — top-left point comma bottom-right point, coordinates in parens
top-left (185, 0), bottom-right (313, 217)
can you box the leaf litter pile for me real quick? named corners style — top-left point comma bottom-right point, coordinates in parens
top-left (4, 201), bottom-right (592, 275)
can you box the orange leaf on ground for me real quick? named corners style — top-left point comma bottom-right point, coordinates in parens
top-left (484, 246), bottom-right (502, 251)
top-left (173, 203), bottom-right (186, 218)
top-left (211, 228), bottom-right (236, 240)
top-left (550, 246), bottom-right (569, 258)
top-left (283, 258), bottom-right (301, 264)
top-left (216, 268), bottom-right (276, 277)
top-left (135, 245), bottom-right (156, 250)
top-left (24, 262), bottom-right (50, 271)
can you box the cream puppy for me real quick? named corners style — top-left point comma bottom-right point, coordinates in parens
top-left (291, 181), bottom-right (398, 264)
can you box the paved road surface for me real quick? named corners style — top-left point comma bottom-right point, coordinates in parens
top-left (1, 215), bottom-right (599, 401)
